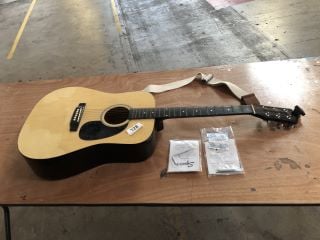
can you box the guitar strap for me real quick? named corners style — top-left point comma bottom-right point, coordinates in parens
top-left (143, 73), bottom-right (260, 105)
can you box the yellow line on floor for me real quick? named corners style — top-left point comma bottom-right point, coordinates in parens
top-left (110, 0), bottom-right (122, 33)
top-left (6, 0), bottom-right (38, 60)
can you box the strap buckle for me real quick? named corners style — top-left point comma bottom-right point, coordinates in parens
top-left (195, 73), bottom-right (214, 83)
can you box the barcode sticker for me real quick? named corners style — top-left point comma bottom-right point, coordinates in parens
top-left (126, 123), bottom-right (143, 135)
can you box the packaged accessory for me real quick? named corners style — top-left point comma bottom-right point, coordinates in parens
top-left (201, 126), bottom-right (244, 176)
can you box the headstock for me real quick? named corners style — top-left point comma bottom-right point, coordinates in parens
top-left (253, 105), bottom-right (305, 127)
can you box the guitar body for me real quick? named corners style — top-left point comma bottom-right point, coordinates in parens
top-left (18, 87), bottom-right (157, 179)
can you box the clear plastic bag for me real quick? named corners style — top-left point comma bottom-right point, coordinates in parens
top-left (201, 126), bottom-right (244, 176)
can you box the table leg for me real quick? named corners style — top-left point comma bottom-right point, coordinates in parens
top-left (2, 206), bottom-right (11, 240)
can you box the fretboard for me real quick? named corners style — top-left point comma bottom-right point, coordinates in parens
top-left (128, 105), bottom-right (254, 120)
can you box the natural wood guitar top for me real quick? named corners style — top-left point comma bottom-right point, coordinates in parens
top-left (0, 58), bottom-right (319, 205)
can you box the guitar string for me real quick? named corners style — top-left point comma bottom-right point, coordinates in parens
top-left (81, 108), bottom-right (209, 117)
top-left (81, 107), bottom-right (242, 118)
top-left (81, 112), bottom-right (235, 121)
top-left (79, 105), bottom-right (242, 111)
top-left (82, 107), bottom-right (236, 114)
top-left (79, 106), bottom-right (248, 122)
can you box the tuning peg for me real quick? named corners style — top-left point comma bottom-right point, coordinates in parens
top-left (267, 121), bottom-right (277, 130)
top-left (292, 106), bottom-right (306, 117)
top-left (283, 123), bottom-right (294, 129)
top-left (276, 123), bottom-right (283, 129)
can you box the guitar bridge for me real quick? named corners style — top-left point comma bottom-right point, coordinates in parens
top-left (69, 103), bottom-right (86, 131)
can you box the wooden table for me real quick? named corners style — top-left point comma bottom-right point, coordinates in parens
top-left (1, 58), bottom-right (320, 206)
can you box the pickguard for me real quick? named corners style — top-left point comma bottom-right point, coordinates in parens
top-left (79, 121), bottom-right (127, 140)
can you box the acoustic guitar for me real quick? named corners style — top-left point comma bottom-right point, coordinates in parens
top-left (18, 87), bottom-right (305, 179)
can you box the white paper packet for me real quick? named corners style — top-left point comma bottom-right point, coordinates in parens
top-left (167, 140), bottom-right (202, 173)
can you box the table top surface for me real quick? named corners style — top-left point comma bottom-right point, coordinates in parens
top-left (1, 58), bottom-right (320, 205)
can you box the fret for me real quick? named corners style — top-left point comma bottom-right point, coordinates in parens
top-left (184, 108), bottom-right (188, 117)
top-left (209, 107), bottom-right (214, 115)
top-left (187, 108), bottom-right (190, 116)
top-left (232, 106), bottom-right (241, 114)
top-left (150, 109), bottom-right (155, 118)
top-left (129, 109), bottom-right (133, 119)
top-left (132, 109), bottom-right (136, 119)
top-left (224, 107), bottom-right (230, 114)
top-left (133, 109), bottom-right (137, 119)
top-left (242, 105), bottom-right (253, 114)
top-left (214, 107), bottom-right (219, 115)
top-left (213, 106), bottom-right (219, 115)
top-left (169, 108), bottom-right (174, 118)
top-left (221, 106), bottom-right (226, 115)
top-left (165, 108), bottom-right (169, 118)
top-left (132, 109), bottom-right (135, 119)
top-left (196, 107), bottom-right (201, 116)
top-left (181, 108), bottom-right (186, 116)
top-left (223, 107), bottom-right (228, 114)
top-left (222, 107), bottom-right (227, 114)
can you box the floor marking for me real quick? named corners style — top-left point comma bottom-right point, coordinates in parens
top-left (110, 0), bottom-right (122, 33)
top-left (6, 0), bottom-right (38, 60)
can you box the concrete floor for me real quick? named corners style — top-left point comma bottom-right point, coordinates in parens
top-left (1, 0), bottom-right (320, 239)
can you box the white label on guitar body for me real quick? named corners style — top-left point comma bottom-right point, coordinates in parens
top-left (127, 123), bottom-right (143, 135)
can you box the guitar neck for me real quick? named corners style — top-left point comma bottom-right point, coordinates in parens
top-left (129, 105), bottom-right (255, 120)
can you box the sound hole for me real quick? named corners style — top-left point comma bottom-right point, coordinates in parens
top-left (104, 106), bottom-right (129, 125)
